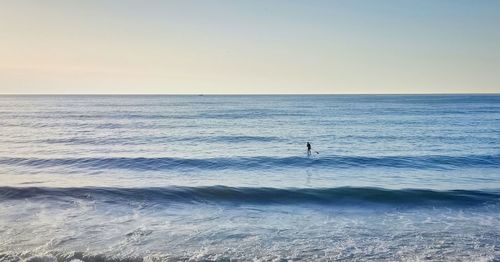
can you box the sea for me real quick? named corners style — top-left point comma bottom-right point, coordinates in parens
top-left (0, 95), bottom-right (499, 261)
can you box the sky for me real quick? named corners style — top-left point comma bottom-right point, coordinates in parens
top-left (0, 0), bottom-right (499, 94)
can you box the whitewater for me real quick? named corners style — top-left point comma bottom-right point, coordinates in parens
top-left (0, 95), bottom-right (499, 261)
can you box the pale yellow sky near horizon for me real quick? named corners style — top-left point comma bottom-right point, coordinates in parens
top-left (1, 1), bottom-right (499, 94)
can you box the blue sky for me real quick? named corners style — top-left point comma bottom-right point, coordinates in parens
top-left (1, 0), bottom-right (499, 94)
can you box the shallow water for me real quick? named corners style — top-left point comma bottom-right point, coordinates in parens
top-left (0, 95), bottom-right (499, 261)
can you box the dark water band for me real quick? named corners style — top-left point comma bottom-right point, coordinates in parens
top-left (1, 186), bottom-right (499, 206)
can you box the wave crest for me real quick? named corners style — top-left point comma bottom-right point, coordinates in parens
top-left (0, 154), bottom-right (498, 171)
top-left (1, 186), bottom-right (498, 206)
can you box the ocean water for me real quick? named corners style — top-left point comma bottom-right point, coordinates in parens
top-left (0, 95), bottom-right (499, 261)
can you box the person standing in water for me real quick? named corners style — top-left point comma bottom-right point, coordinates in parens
top-left (306, 142), bottom-right (312, 156)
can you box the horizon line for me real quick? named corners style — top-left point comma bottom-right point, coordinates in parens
top-left (1, 92), bottom-right (499, 96)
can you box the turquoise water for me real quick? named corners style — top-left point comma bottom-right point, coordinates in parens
top-left (0, 95), bottom-right (499, 261)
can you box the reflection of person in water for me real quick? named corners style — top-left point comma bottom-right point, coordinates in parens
top-left (306, 142), bottom-right (312, 156)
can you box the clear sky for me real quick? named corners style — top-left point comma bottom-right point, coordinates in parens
top-left (1, 0), bottom-right (499, 94)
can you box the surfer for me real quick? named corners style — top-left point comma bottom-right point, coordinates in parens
top-left (306, 142), bottom-right (312, 156)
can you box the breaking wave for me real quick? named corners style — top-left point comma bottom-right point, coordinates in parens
top-left (1, 186), bottom-right (498, 207)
